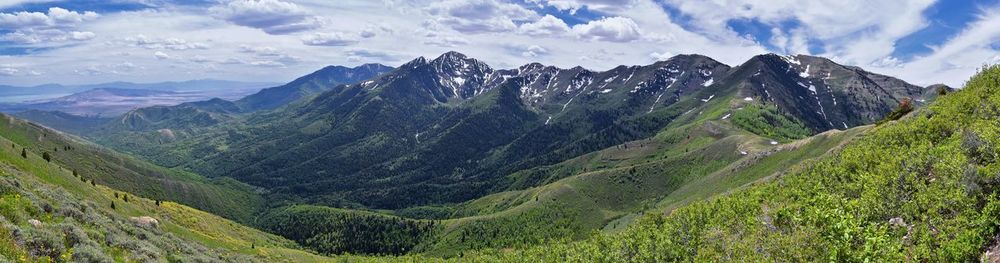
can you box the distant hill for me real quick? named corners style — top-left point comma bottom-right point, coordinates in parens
top-left (0, 80), bottom-right (279, 116)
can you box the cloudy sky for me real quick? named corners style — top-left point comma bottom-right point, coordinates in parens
top-left (1, 0), bottom-right (998, 87)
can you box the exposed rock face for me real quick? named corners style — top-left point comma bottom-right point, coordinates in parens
top-left (28, 219), bottom-right (42, 227)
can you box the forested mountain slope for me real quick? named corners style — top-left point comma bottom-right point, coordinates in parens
top-left (0, 114), bottom-right (263, 223)
top-left (447, 64), bottom-right (1000, 261)
top-left (82, 52), bottom-right (937, 211)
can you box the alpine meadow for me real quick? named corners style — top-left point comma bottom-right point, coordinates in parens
top-left (1, 0), bottom-right (999, 262)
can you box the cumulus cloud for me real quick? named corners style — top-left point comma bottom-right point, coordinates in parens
top-left (504, 44), bottom-right (550, 58)
top-left (209, 0), bottom-right (322, 35)
top-left (0, 7), bottom-right (98, 44)
top-left (0, 7), bottom-right (98, 28)
top-left (572, 16), bottom-right (642, 42)
top-left (426, 0), bottom-right (539, 33)
top-left (875, 6), bottom-right (1000, 87)
top-left (1, 28), bottom-right (95, 43)
top-left (154, 51), bottom-right (170, 60)
top-left (238, 45), bottom-right (280, 55)
top-left (301, 32), bottom-right (359, 46)
top-left (660, 0), bottom-right (936, 64)
top-left (519, 15), bottom-right (570, 36)
top-left (534, 0), bottom-right (639, 14)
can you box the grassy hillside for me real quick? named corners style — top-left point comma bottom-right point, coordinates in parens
top-left (0, 114), bottom-right (264, 223)
top-left (0, 133), bottom-right (336, 262)
top-left (406, 88), bottom-right (869, 256)
top-left (444, 65), bottom-right (1000, 261)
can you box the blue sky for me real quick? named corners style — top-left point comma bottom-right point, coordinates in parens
top-left (0, 0), bottom-right (998, 87)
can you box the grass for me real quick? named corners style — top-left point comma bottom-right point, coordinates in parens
top-left (418, 90), bottom-right (865, 256)
top-left (0, 114), bottom-right (264, 223)
top-left (0, 127), bottom-right (335, 262)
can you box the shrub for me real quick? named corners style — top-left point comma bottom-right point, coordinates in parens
top-left (71, 244), bottom-right (112, 263)
top-left (20, 227), bottom-right (65, 260)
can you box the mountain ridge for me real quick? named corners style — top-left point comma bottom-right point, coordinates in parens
top-left (72, 51), bottom-right (939, 211)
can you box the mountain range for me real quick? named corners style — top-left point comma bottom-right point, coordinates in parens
top-left (4, 51), bottom-right (961, 259)
top-left (0, 80), bottom-right (281, 116)
top-left (53, 51), bottom-right (939, 208)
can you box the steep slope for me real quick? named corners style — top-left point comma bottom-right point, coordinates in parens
top-left (451, 65), bottom-right (1000, 262)
top-left (0, 127), bottom-right (336, 262)
top-left (86, 52), bottom-right (932, 212)
top-left (11, 110), bottom-right (111, 135)
top-left (731, 54), bottom-right (928, 132)
top-left (0, 114), bottom-right (263, 223)
top-left (234, 63), bottom-right (394, 112)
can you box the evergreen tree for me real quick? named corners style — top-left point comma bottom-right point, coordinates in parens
top-left (110, 201), bottom-right (116, 210)
top-left (42, 152), bottom-right (51, 162)
top-left (20, 148), bottom-right (26, 158)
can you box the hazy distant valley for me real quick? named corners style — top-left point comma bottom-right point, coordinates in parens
top-left (0, 80), bottom-right (277, 116)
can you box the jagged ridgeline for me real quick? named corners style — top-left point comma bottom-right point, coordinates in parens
top-left (450, 65), bottom-right (1000, 262)
top-left (9, 51), bottom-right (950, 259)
top-left (61, 52), bottom-right (938, 211)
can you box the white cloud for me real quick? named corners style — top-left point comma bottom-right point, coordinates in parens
top-left (0, 66), bottom-right (20, 76)
top-left (572, 16), bottom-right (641, 42)
top-left (536, 0), bottom-right (639, 13)
top-left (504, 44), bottom-right (550, 58)
top-left (426, 0), bottom-right (538, 33)
top-left (123, 35), bottom-right (209, 50)
top-left (154, 51), bottom-right (170, 60)
top-left (301, 32), bottom-right (358, 46)
top-left (209, 0), bottom-right (322, 35)
top-left (872, 6), bottom-right (1000, 87)
top-left (0, 7), bottom-right (99, 44)
top-left (660, 0), bottom-right (936, 65)
top-left (519, 14), bottom-right (570, 36)
top-left (423, 35), bottom-right (470, 47)
top-left (0, 0), bottom-right (991, 90)
top-left (0, 7), bottom-right (98, 28)
top-left (1, 28), bottom-right (95, 43)
top-left (649, 51), bottom-right (673, 61)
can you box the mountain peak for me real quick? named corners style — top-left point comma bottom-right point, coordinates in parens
top-left (402, 56), bottom-right (428, 68)
top-left (430, 51), bottom-right (481, 67)
top-left (438, 51), bottom-right (467, 59)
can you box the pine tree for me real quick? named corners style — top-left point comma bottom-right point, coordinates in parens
top-left (90, 180), bottom-right (95, 186)
top-left (123, 195), bottom-right (129, 203)
top-left (20, 148), bottom-right (26, 158)
top-left (114, 192), bottom-right (118, 198)
top-left (42, 152), bottom-right (51, 162)
top-left (111, 201), bottom-right (116, 210)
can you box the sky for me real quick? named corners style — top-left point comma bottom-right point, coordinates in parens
top-left (0, 0), bottom-right (998, 88)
